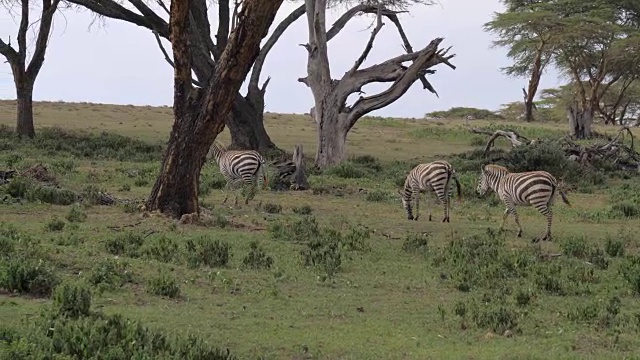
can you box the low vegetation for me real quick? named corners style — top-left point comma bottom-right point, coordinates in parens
top-left (1, 101), bottom-right (640, 358)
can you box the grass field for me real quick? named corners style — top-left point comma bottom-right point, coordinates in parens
top-left (2, 99), bottom-right (640, 359)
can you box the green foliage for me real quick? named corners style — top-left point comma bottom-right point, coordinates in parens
top-left (65, 205), bottom-right (87, 223)
top-left (242, 241), bottom-right (274, 270)
top-left (402, 233), bottom-right (430, 254)
top-left (104, 231), bottom-right (145, 258)
top-left (45, 217), bottom-right (66, 232)
top-left (0, 257), bottom-right (60, 297)
top-left (147, 271), bottom-right (181, 298)
top-left (0, 126), bottom-right (164, 162)
top-left (1, 177), bottom-right (78, 205)
top-left (292, 205), bottom-right (313, 215)
top-left (0, 310), bottom-right (235, 359)
top-left (425, 107), bottom-right (504, 120)
top-left (53, 282), bottom-right (92, 318)
top-left (262, 203), bottom-right (282, 214)
top-left (185, 236), bottom-right (231, 268)
top-left (87, 259), bottom-right (133, 291)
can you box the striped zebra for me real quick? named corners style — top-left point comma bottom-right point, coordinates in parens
top-left (399, 160), bottom-right (462, 222)
top-left (476, 164), bottom-right (572, 242)
top-left (207, 141), bottom-right (268, 205)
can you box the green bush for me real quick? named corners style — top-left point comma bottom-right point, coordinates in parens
top-left (185, 236), bottom-right (231, 268)
top-left (104, 231), bottom-right (145, 257)
top-left (66, 205), bottom-right (87, 223)
top-left (53, 282), bottom-right (92, 318)
top-left (87, 259), bottom-right (133, 290)
top-left (147, 272), bottom-right (181, 298)
top-left (242, 241), bottom-right (274, 270)
top-left (0, 257), bottom-right (60, 297)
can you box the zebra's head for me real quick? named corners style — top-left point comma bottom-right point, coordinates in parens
top-left (397, 187), bottom-right (413, 219)
top-left (477, 164), bottom-right (509, 196)
top-left (207, 141), bottom-right (227, 163)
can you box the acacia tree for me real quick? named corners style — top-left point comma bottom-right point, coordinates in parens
top-left (301, 0), bottom-right (455, 168)
top-left (144, 0), bottom-right (284, 217)
top-left (0, 0), bottom-right (61, 138)
top-left (484, 0), bottom-right (557, 122)
top-left (66, 0), bottom-right (304, 153)
top-left (555, 12), bottom-right (640, 138)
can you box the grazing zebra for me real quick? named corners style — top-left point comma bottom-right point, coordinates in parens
top-left (207, 141), bottom-right (268, 205)
top-left (399, 160), bottom-right (462, 222)
top-left (476, 164), bottom-right (572, 242)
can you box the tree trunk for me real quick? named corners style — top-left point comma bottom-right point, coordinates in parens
top-left (227, 93), bottom-right (277, 153)
top-left (567, 101), bottom-right (593, 139)
top-left (314, 106), bottom-right (348, 168)
top-left (523, 99), bottom-right (534, 122)
top-left (146, 0), bottom-right (284, 218)
top-left (147, 96), bottom-right (215, 218)
top-left (15, 83), bottom-right (35, 138)
top-left (291, 144), bottom-right (309, 190)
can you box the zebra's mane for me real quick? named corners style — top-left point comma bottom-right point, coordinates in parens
top-left (484, 164), bottom-right (509, 174)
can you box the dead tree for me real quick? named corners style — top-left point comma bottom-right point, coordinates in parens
top-left (269, 144), bottom-right (310, 191)
top-left (67, 0), bottom-right (304, 153)
top-left (567, 101), bottom-right (594, 140)
top-left (469, 127), bottom-right (537, 155)
top-left (142, 0), bottom-right (284, 218)
top-left (300, 1), bottom-right (456, 169)
top-left (291, 144), bottom-right (310, 190)
top-left (0, 0), bottom-right (61, 138)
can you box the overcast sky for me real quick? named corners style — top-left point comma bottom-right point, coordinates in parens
top-left (0, 0), bottom-right (565, 118)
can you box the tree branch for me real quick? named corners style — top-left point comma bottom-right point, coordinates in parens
top-left (0, 37), bottom-right (19, 64)
top-left (66, 0), bottom-right (169, 38)
top-left (216, 0), bottom-right (230, 52)
top-left (26, 0), bottom-right (61, 80)
top-left (170, 0), bottom-right (194, 119)
top-left (17, 0), bottom-right (29, 67)
top-left (152, 30), bottom-right (203, 88)
top-left (348, 4), bottom-right (384, 74)
top-left (346, 38), bottom-right (455, 126)
top-left (249, 4), bottom-right (305, 94)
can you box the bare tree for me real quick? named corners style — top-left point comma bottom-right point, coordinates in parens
top-left (0, 0), bottom-right (61, 138)
top-left (142, 0), bottom-right (284, 218)
top-left (300, 0), bottom-right (455, 168)
top-left (66, 0), bottom-right (305, 153)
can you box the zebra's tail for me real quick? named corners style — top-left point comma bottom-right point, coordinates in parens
top-left (451, 170), bottom-right (462, 201)
top-left (557, 180), bottom-right (572, 208)
top-left (259, 158), bottom-right (269, 189)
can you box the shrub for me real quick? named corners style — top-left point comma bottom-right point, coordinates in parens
top-left (87, 259), bottom-right (133, 290)
top-left (147, 272), bottom-right (181, 298)
top-left (292, 205), bottom-right (313, 215)
top-left (45, 217), bottom-right (66, 232)
top-left (402, 233), bottom-right (430, 254)
top-left (185, 236), bottom-right (231, 268)
top-left (242, 241), bottom-right (274, 270)
top-left (365, 189), bottom-right (394, 202)
top-left (143, 235), bottom-right (181, 263)
top-left (262, 203), bottom-right (282, 214)
top-left (619, 256), bottom-right (640, 295)
top-left (104, 231), bottom-right (145, 257)
top-left (66, 205), bottom-right (87, 223)
top-left (426, 107), bottom-right (504, 120)
top-left (53, 282), bottom-right (92, 318)
top-left (0, 257), bottom-right (60, 297)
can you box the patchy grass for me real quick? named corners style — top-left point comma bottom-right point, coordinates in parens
top-left (1, 101), bottom-right (640, 358)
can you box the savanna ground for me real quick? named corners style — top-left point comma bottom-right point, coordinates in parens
top-left (1, 99), bottom-right (640, 359)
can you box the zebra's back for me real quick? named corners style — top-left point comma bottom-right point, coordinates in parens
top-left (407, 161), bottom-right (454, 191)
top-left (499, 171), bottom-right (558, 206)
top-left (219, 150), bottom-right (265, 181)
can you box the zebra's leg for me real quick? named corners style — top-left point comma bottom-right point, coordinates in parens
top-left (245, 179), bottom-right (257, 205)
top-left (536, 204), bottom-right (553, 242)
top-left (436, 189), bottom-right (450, 223)
top-left (500, 204), bottom-right (523, 237)
top-left (413, 187), bottom-right (421, 221)
top-left (222, 181), bottom-right (231, 204)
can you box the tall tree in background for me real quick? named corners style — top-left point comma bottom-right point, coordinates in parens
top-left (550, 0), bottom-right (640, 138)
top-left (301, 0), bottom-right (455, 168)
top-left (0, 0), bottom-right (61, 138)
top-left (484, 0), bottom-right (556, 122)
top-left (66, 0), bottom-right (305, 153)
top-left (144, 0), bottom-right (284, 218)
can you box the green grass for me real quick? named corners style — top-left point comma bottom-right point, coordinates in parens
top-left (1, 100), bottom-right (640, 359)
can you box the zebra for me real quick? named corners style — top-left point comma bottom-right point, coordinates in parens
top-left (476, 164), bottom-right (572, 242)
top-left (207, 141), bottom-right (268, 205)
top-left (399, 160), bottom-right (462, 222)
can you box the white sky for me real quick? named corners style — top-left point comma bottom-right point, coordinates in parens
top-left (0, 0), bottom-right (564, 118)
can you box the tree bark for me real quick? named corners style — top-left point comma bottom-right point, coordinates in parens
top-left (291, 144), bottom-right (309, 190)
top-left (315, 107), bottom-right (349, 168)
top-left (567, 101), bottom-right (593, 139)
top-left (15, 82), bottom-right (35, 138)
top-left (228, 94), bottom-right (277, 152)
top-left (146, 0), bottom-right (284, 218)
